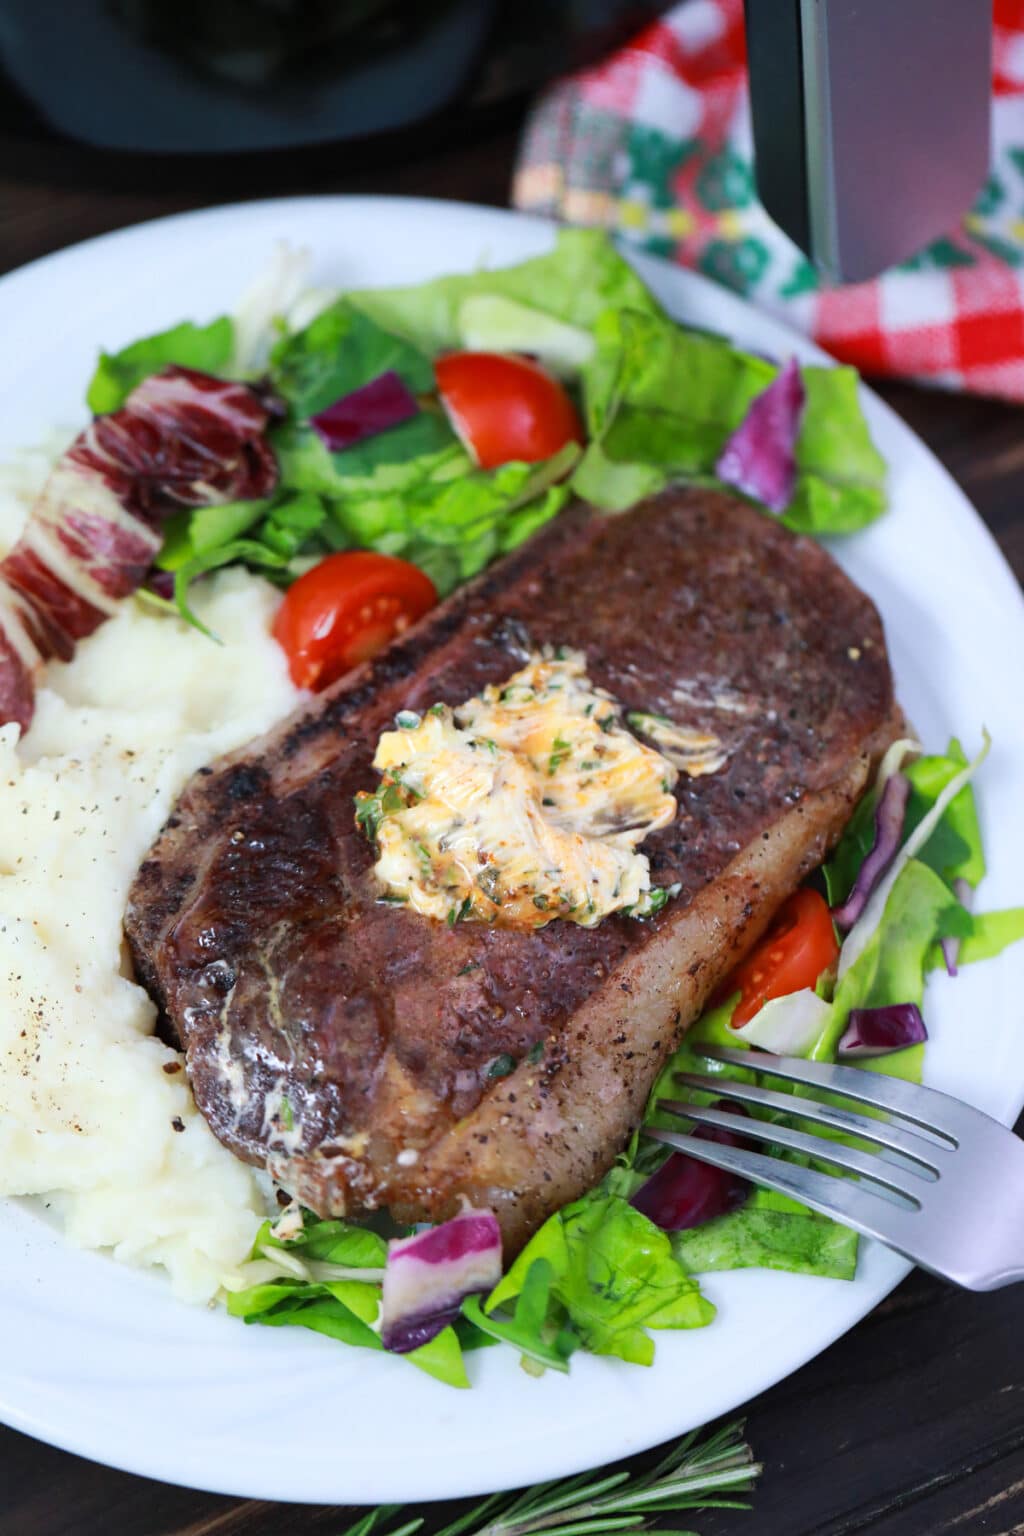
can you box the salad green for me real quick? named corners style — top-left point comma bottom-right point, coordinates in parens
top-left (87, 228), bottom-right (889, 621)
top-left (82, 232), bottom-right (1024, 1385)
top-left (86, 314), bottom-right (235, 414)
top-left (573, 307), bottom-right (887, 530)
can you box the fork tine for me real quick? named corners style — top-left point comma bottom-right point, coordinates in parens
top-left (700, 1047), bottom-right (966, 1144)
top-left (659, 1101), bottom-right (926, 1199)
top-left (645, 1127), bottom-right (926, 1255)
top-left (671, 1071), bottom-right (947, 1170)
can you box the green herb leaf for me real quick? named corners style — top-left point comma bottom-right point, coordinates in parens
top-left (355, 782), bottom-right (408, 845)
top-left (548, 734), bottom-right (572, 776)
top-left (486, 1053), bottom-right (517, 1080)
top-left (348, 1419), bottom-right (759, 1536)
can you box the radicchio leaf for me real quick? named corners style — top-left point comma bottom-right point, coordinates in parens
top-left (837, 1002), bottom-right (928, 1058)
top-left (716, 357), bottom-right (806, 514)
top-left (380, 1206), bottom-right (502, 1354)
top-left (310, 369), bottom-right (419, 452)
top-left (0, 366), bottom-right (280, 733)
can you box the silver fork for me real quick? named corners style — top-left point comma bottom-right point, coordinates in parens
top-left (645, 1046), bottom-right (1024, 1290)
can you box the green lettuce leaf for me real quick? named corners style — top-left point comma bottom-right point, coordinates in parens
top-left (256, 1215), bottom-right (387, 1267)
top-left (456, 294), bottom-right (595, 376)
top-left (351, 447), bottom-right (577, 596)
top-left (226, 1213), bottom-right (471, 1386)
top-left (810, 858), bottom-right (969, 1070)
top-left (569, 440), bottom-right (668, 512)
top-left (273, 409), bottom-right (459, 498)
top-left (573, 308), bottom-right (886, 532)
top-left (170, 538), bottom-right (291, 637)
top-left (348, 228), bottom-right (663, 358)
top-left (86, 316), bottom-right (234, 414)
top-left (157, 492), bottom-right (338, 626)
top-left (257, 491), bottom-right (334, 559)
top-left (274, 435), bottom-right (577, 597)
top-left (824, 737), bottom-right (985, 911)
top-left (463, 1259), bottom-right (578, 1374)
top-left (784, 368), bottom-right (888, 534)
top-left (270, 298), bottom-right (435, 416)
top-left (398, 1325), bottom-right (471, 1388)
top-left (156, 498), bottom-right (274, 572)
top-left (578, 309), bottom-right (774, 481)
top-left (672, 1190), bottom-right (859, 1279)
top-left (928, 907), bottom-right (1024, 970)
top-left (232, 1287), bottom-right (382, 1350)
top-left (487, 1192), bottom-right (713, 1367)
top-left (904, 739), bottom-right (985, 889)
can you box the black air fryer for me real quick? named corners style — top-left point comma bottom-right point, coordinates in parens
top-left (0, 2), bottom-right (666, 177)
top-left (0, 0), bottom-right (992, 282)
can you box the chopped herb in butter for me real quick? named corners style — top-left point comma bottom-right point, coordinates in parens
top-left (625, 712), bottom-right (727, 777)
top-left (354, 650), bottom-right (683, 929)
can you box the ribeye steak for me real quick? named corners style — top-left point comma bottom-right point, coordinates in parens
top-left (125, 488), bottom-right (900, 1252)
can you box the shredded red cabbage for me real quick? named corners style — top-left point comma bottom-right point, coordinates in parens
top-left (715, 358), bottom-right (806, 514)
top-left (310, 369), bottom-right (419, 452)
top-left (941, 878), bottom-right (974, 978)
top-left (631, 1102), bottom-right (752, 1232)
top-left (832, 771), bottom-right (910, 931)
top-left (380, 1206), bottom-right (502, 1354)
top-left (838, 1003), bottom-right (928, 1058)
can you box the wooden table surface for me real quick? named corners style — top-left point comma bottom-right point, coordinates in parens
top-left (2, 113), bottom-right (1022, 1536)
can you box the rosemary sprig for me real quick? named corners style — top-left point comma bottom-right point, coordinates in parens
top-left (336, 1420), bottom-right (759, 1536)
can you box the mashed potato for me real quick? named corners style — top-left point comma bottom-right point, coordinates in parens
top-left (0, 473), bottom-right (300, 1301)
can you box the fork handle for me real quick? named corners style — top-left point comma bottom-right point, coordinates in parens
top-left (954, 1141), bottom-right (1024, 1291)
top-left (968, 1224), bottom-right (1024, 1291)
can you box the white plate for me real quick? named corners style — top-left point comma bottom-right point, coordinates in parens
top-left (1, 196), bottom-right (1022, 1506)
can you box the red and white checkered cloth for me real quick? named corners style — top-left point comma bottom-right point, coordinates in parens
top-left (513, 0), bottom-right (1024, 401)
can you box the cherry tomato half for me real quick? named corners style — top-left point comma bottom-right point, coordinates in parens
top-left (435, 351), bottom-right (584, 470)
top-left (272, 551), bottom-right (437, 692)
top-left (725, 888), bottom-right (840, 1028)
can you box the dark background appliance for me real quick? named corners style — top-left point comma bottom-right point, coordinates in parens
top-left (0, 1), bottom-right (994, 281)
top-left (0, 1), bottom-right (668, 188)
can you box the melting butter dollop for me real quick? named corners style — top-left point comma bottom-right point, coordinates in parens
top-left (356, 649), bottom-right (723, 930)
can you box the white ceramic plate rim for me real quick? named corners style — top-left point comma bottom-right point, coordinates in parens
top-left (0, 196), bottom-right (1022, 1505)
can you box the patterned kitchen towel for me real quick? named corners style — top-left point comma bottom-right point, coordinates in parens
top-left (513, 0), bottom-right (1024, 401)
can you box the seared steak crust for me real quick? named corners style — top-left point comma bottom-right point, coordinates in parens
top-left (126, 488), bottom-right (899, 1250)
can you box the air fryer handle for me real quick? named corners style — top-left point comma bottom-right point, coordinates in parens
top-left (744, 0), bottom-right (992, 283)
